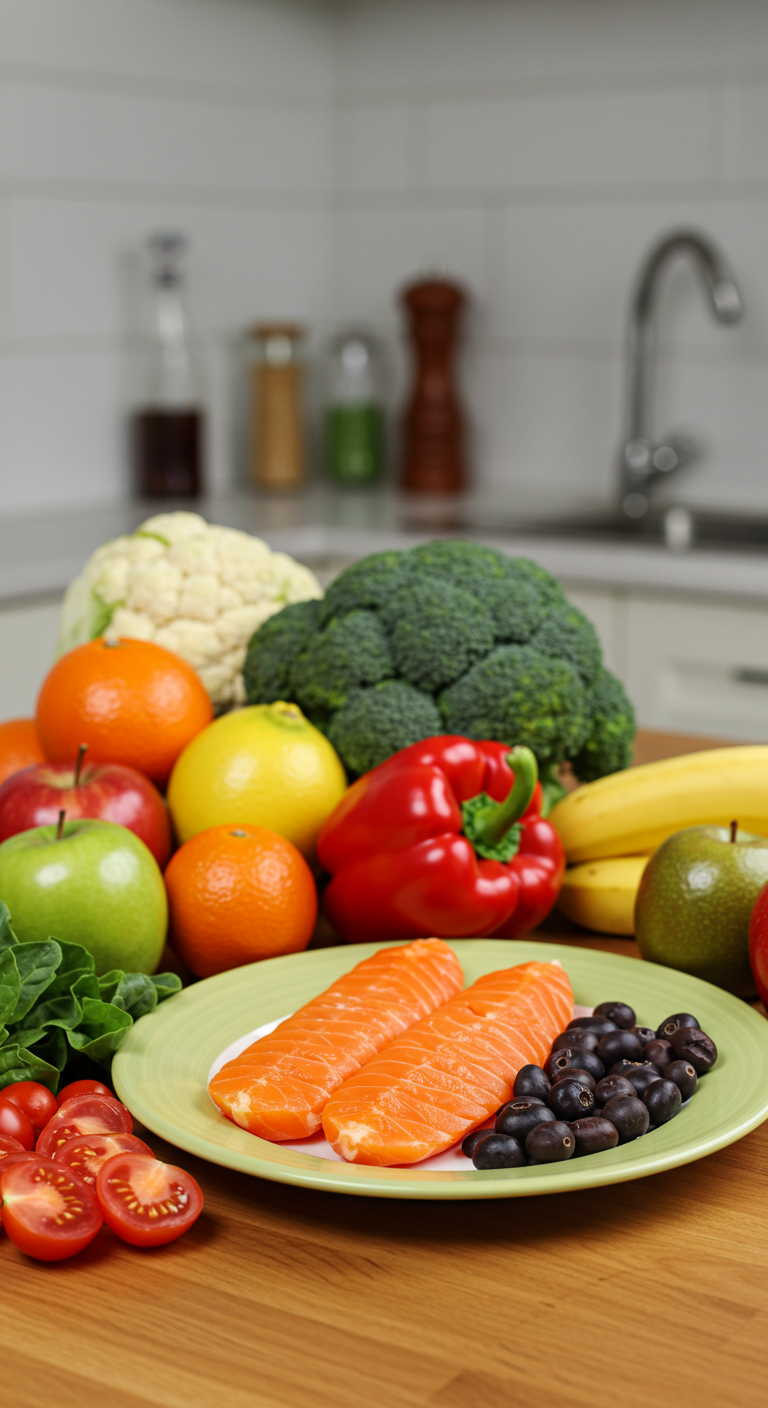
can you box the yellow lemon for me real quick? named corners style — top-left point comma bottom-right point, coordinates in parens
top-left (167, 701), bottom-right (347, 860)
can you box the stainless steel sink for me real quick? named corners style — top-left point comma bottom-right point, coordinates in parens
top-left (509, 506), bottom-right (768, 552)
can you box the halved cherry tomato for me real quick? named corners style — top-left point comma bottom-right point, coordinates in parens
top-left (56, 1079), bottom-right (112, 1108)
top-left (96, 1154), bottom-right (203, 1247)
top-left (54, 1133), bottom-right (155, 1186)
top-left (37, 1093), bottom-right (132, 1158)
top-left (0, 1132), bottom-right (25, 1158)
top-left (1, 1155), bottom-right (102, 1260)
top-left (0, 1096), bottom-right (35, 1150)
top-left (3, 1081), bottom-right (57, 1134)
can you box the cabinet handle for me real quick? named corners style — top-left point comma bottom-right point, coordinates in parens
top-left (733, 667), bottom-right (768, 686)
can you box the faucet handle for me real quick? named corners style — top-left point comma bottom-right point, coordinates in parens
top-left (652, 432), bottom-right (699, 474)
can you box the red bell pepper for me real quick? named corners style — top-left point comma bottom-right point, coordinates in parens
top-left (317, 735), bottom-right (564, 945)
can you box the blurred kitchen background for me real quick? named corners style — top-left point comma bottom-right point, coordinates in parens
top-left (3, 0), bottom-right (768, 739)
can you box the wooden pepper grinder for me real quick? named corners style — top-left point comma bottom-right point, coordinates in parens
top-left (400, 277), bottom-right (467, 494)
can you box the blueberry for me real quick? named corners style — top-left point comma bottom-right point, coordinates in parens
top-left (643, 1038), bottom-right (673, 1071)
top-left (600, 1094), bottom-right (650, 1143)
top-left (632, 1026), bottom-right (657, 1047)
top-left (665, 1059), bottom-right (698, 1099)
top-left (525, 1120), bottom-right (575, 1163)
top-left (472, 1134), bottom-right (526, 1170)
top-left (495, 1101), bottom-right (555, 1140)
top-left (597, 1030), bottom-right (643, 1067)
top-left (594, 1074), bottom-right (636, 1105)
top-left (594, 1001), bottom-right (636, 1030)
top-left (669, 1028), bottom-right (717, 1074)
top-left (569, 1116), bottom-right (620, 1156)
top-left (567, 1016), bottom-right (618, 1037)
top-left (544, 1048), bottom-right (605, 1083)
top-left (614, 1062), bottom-right (664, 1097)
top-left (656, 1012), bottom-right (700, 1040)
top-left (547, 1078), bottom-right (596, 1122)
top-left (513, 1064), bottom-right (551, 1100)
top-left (551, 1028), bottom-right (600, 1054)
top-left (462, 1129), bottom-right (492, 1158)
top-left (550, 1067), bottom-right (597, 1093)
top-left (643, 1079), bottom-right (682, 1125)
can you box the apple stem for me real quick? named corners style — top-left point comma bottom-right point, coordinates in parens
top-left (74, 743), bottom-right (87, 788)
top-left (56, 809), bottom-right (66, 842)
top-left (730, 819), bottom-right (738, 844)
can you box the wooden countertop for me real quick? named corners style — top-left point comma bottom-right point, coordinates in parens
top-left (4, 731), bottom-right (767, 1408)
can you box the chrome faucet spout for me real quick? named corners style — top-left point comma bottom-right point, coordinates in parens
top-left (619, 229), bottom-right (743, 518)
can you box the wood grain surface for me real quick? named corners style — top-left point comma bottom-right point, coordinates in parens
top-left (3, 731), bottom-right (767, 1408)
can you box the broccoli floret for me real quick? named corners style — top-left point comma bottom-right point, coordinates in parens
top-left (382, 580), bottom-right (495, 693)
top-left (319, 550), bottom-right (408, 625)
top-left (571, 667), bottom-right (636, 782)
top-left (403, 539), bottom-right (548, 644)
top-left (529, 601), bottom-right (603, 686)
top-left (439, 644), bottom-right (589, 769)
top-left (327, 680), bottom-right (442, 777)
top-left (289, 610), bottom-right (393, 717)
top-left (242, 598), bottom-right (321, 703)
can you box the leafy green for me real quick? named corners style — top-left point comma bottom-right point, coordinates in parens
top-left (0, 904), bottom-right (182, 1092)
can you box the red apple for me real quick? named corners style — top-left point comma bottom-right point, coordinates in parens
top-left (0, 748), bottom-right (172, 868)
top-left (748, 882), bottom-right (768, 1009)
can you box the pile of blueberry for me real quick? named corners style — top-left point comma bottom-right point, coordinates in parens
top-left (464, 1001), bottom-right (718, 1170)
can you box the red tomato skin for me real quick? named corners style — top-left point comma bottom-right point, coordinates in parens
top-left (96, 1153), bottom-right (203, 1247)
top-left (1, 1156), bottom-right (102, 1261)
top-left (37, 1093), bottom-right (132, 1157)
top-left (0, 1132), bottom-right (25, 1157)
top-left (56, 1079), bottom-right (112, 1108)
top-left (3, 1081), bottom-right (58, 1134)
top-left (0, 1096), bottom-right (35, 1150)
top-left (54, 1133), bottom-right (155, 1186)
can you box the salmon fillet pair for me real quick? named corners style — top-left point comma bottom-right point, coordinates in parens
top-left (208, 939), bottom-right (573, 1167)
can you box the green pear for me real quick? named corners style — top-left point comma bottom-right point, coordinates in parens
top-left (635, 824), bottom-right (768, 997)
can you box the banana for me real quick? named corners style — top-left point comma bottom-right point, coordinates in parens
top-left (557, 856), bottom-right (650, 935)
top-left (550, 745), bottom-right (768, 862)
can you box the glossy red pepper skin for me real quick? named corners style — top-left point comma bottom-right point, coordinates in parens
top-left (317, 735), bottom-right (562, 945)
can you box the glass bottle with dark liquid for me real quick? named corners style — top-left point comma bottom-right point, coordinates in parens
top-left (132, 233), bottom-right (203, 498)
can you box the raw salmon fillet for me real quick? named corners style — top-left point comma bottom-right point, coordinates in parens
top-left (208, 938), bottom-right (464, 1140)
top-left (322, 960), bottom-right (573, 1166)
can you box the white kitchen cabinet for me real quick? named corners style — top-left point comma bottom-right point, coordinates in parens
top-left (0, 596), bottom-right (62, 718)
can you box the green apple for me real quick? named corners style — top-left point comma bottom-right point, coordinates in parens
top-left (635, 824), bottom-right (768, 997)
top-left (0, 818), bottom-right (167, 975)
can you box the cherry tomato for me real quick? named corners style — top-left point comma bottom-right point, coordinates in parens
top-left (1, 1155), bottom-right (102, 1260)
top-left (0, 1132), bottom-right (25, 1158)
top-left (56, 1079), bottom-right (112, 1108)
top-left (96, 1153), bottom-right (203, 1247)
top-left (54, 1133), bottom-right (155, 1186)
top-left (3, 1081), bottom-right (58, 1134)
top-left (0, 1096), bottom-right (35, 1150)
top-left (37, 1093), bottom-right (132, 1158)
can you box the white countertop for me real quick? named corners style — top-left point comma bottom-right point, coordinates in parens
top-left (1, 488), bottom-right (767, 605)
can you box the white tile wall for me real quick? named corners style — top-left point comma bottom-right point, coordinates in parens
top-left (6, 0), bottom-right (768, 517)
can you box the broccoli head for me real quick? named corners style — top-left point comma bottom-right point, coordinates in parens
top-left (439, 644), bottom-right (589, 769)
top-left (570, 666), bottom-right (636, 782)
top-left (242, 598), bottom-right (321, 704)
top-left (289, 610), bottom-right (393, 719)
top-left (327, 680), bottom-right (442, 776)
top-left (241, 538), bottom-right (636, 780)
top-left (382, 579), bottom-right (495, 693)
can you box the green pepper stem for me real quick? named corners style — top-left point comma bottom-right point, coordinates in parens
top-left (470, 746), bottom-right (538, 848)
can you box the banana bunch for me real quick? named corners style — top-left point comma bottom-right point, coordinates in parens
top-left (550, 745), bottom-right (768, 935)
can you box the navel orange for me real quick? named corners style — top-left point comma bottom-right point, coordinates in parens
top-left (36, 638), bottom-right (213, 788)
top-left (0, 719), bottom-right (46, 786)
top-left (164, 824), bottom-right (317, 977)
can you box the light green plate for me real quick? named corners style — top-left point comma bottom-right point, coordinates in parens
top-left (112, 940), bottom-right (768, 1199)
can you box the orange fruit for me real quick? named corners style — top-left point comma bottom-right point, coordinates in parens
top-left (164, 824), bottom-right (317, 978)
top-left (36, 637), bottom-right (213, 788)
top-left (0, 718), bottom-right (46, 786)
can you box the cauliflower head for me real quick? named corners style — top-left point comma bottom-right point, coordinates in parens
top-left (57, 512), bottom-right (322, 712)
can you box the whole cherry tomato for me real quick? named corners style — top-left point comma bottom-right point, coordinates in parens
top-left (56, 1079), bottom-right (112, 1108)
top-left (0, 1096), bottom-right (35, 1151)
top-left (3, 1081), bottom-right (57, 1134)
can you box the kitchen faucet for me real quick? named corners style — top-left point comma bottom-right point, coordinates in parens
top-left (618, 230), bottom-right (743, 519)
